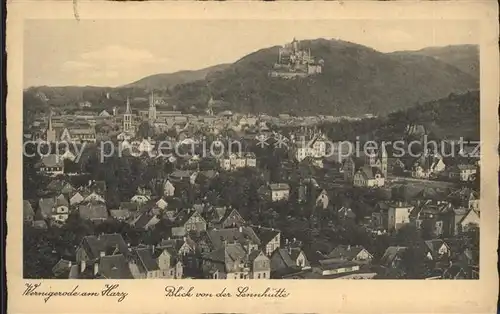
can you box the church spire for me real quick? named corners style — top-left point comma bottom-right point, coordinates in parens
top-left (125, 97), bottom-right (131, 114)
top-left (48, 110), bottom-right (53, 131)
top-left (150, 91), bottom-right (155, 108)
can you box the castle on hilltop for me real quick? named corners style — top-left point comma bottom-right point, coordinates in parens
top-left (269, 38), bottom-right (324, 79)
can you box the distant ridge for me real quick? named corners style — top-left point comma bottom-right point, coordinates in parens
top-left (24, 39), bottom-right (479, 117)
top-left (390, 44), bottom-right (479, 79)
top-left (123, 64), bottom-right (231, 90)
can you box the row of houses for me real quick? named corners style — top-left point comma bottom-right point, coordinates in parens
top-left (369, 187), bottom-right (480, 237)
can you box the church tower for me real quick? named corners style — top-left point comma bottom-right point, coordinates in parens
top-left (206, 96), bottom-right (215, 116)
top-left (46, 110), bottom-right (56, 142)
top-left (379, 144), bottom-right (388, 178)
top-left (123, 97), bottom-right (133, 133)
top-left (149, 91), bottom-right (157, 122)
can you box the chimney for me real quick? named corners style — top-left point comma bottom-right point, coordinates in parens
top-left (94, 262), bottom-right (99, 275)
top-left (68, 261), bottom-right (72, 268)
top-left (183, 236), bottom-right (187, 242)
top-left (239, 226), bottom-right (243, 233)
top-left (347, 245), bottom-right (351, 251)
top-left (80, 260), bottom-right (86, 272)
top-left (285, 238), bottom-right (289, 245)
top-left (100, 251), bottom-right (105, 257)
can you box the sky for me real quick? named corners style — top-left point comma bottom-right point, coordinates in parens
top-left (24, 19), bottom-right (479, 88)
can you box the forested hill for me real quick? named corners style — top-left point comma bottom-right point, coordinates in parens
top-left (320, 91), bottom-right (480, 142)
top-left (391, 45), bottom-right (479, 79)
top-left (166, 39), bottom-right (478, 116)
top-left (25, 40), bottom-right (479, 117)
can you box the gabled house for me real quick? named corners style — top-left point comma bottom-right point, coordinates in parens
top-left (69, 191), bottom-right (85, 206)
top-left (326, 245), bottom-right (373, 264)
top-left (174, 208), bottom-right (207, 234)
top-left (163, 180), bottom-right (175, 197)
top-left (129, 247), bottom-right (162, 279)
top-left (75, 234), bottom-right (130, 271)
top-left (82, 191), bottom-right (106, 204)
top-left (448, 164), bottom-right (477, 182)
top-left (130, 212), bottom-right (161, 230)
top-left (248, 250), bottom-right (271, 279)
top-left (201, 244), bottom-right (270, 279)
top-left (447, 188), bottom-right (479, 210)
top-left (380, 246), bottom-right (407, 269)
top-left (387, 157), bottom-right (405, 176)
top-left (268, 183), bottom-right (290, 201)
top-left (23, 200), bottom-right (35, 224)
top-left (456, 208), bottom-right (480, 234)
top-left (207, 227), bottom-right (261, 252)
top-left (77, 202), bottom-right (109, 223)
top-left (253, 226), bottom-right (281, 256)
top-left (169, 170), bottom-right (198, 185)
top-left (315, 189), bottom-right (329, 209)
top-left (207, 207), bottom-right (246, 229)
top-left (94, 254), bottom-right (134, 279)
top-left (353, 166), bottom-right (385, 188)
top-left (337, 206), bottom-right (356, 220)
top-left (154, 246), bottom-right (184, 279)
top-left (46, 179), bottom-right (75, 195)
top-left (424, 239), bottom-right (451, 260)
top-left (411, 154), bottom-right (446, 179)
top-left (270, 247), bottom-right (310, 275)
top-left (35, 154), bottom-right (64, 176)
top-left (38, 194), bottom-right (70, 224)
top-left (109, 209), bottom-right (132, 221)
top-left (156, 198), bottom-right (169, 210)
top-left (130, 194), bottom-right (151, 204)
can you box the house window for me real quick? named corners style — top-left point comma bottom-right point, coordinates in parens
top-left (262, 273), bottom-right (266, 278)
top-left (213, 273), bottom-right (218, 279)
top-left (240, 274), bottom-right (244, 279)
top-left (257, 273), bottom-right (261, 279)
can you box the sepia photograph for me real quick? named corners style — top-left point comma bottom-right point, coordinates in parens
top-left (6, 1), bottom-right (499, 313)
top-left (21, 18), bottom-right (483, 281)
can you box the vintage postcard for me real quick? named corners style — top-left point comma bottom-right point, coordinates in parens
top-left (7, 1), bottom-right (499, 313)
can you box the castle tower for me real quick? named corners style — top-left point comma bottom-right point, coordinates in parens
top-left (123, 97), bottom-right (133, 133)
top-left (148, 91), bottom-right (157, 121)
top-left (46, 110), bottom-right (56, 142)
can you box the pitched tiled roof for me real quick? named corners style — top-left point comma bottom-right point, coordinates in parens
top-left (23, 200), bottom-right (35, 218)
top-left (327, 245), bottom-right (370, 261)
top-left (204, 243), bottom-right (247, 267)
top-left (80, 234), bottom-right (129, 260)
top-left (252, 226), bottom-right (280, 245)
top-left (46, 180), bottom-right (75, 193)
top-left (424, 239), bottom-right (448, 259)
top-left (380, 246), bottom-right (407, 267)
top-left (78, 203), bottom-right (108, 220)
top-left (109, 209), bottom-right (131, 220)
top-left (38, 198), bottom-right (55, 217)
top-left (207, 227), bottom-right (261, 249)
top-left (269, 183), bottom-right (290, 191)
top-left (356, 165), bottom-right (382, 179)
top-left (37, 154), bottom-right (64, 168)
top-left (119, 202), bottom-right (139, 211)
top-left (99, 254), bottom-right (134, 279)
top-left (273, 249), bottom-right (296, 268)
top-left (133, 247), bottom-right (160, 272)
top-left (174, 209), bottom-right (196, 225)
